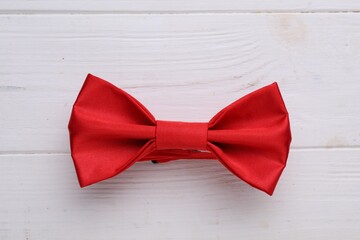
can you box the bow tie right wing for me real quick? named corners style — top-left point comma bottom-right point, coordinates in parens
top-left (68, 74), bottom-right (156, 187)
top-left (207, 83), bottom-right (292, 195)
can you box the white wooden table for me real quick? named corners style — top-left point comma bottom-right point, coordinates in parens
top-left (1, 1), bottom-right (360, 239)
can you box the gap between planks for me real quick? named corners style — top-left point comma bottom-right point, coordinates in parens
top-left (0, 147), bottom-right (359, 157)
top-left (1, 10), bottom-right (360, 15)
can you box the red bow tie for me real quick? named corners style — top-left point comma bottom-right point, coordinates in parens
top-left (68, 74), bottom-right (291, 195)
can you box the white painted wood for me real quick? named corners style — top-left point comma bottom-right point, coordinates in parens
top-left (1, 14), bottom-right (360, 153)
top-left (1, 0), bottom-right (360, 237)
top-left (0, 149), bottom-right (359, 239)
top-left (0, 1), bottom-right (360, 12)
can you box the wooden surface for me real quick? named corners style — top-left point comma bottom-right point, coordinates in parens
top-left (1, 150), bottom-right (360, 239)
top-left (1, 2), bottom-right (360, 239)
top-left (1, 1), bottom-right (360, 12)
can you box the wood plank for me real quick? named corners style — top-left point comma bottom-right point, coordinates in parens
top-left (0, 1), bottom-right (360, 12)
top-left (1, 14), bottom-right (360, 152)
top-left (0, 149), bottom-right (359, 239)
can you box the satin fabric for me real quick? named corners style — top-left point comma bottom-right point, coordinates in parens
top-left (68, 74), bottom-right (291, 195)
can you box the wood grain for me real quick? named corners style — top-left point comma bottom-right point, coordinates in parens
top-left (0, 149), bottom-right (359, 239)
top-left (0, 1), bottom-right (360, 12)
top-left (1, 1), bottom-right (360, 238)
top-left (1, 14), bottom-right (359, 153)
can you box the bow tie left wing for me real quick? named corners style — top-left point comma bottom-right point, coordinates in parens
top-left (207, 83), bottom-right (292, 195)
top-left (68, 74), bottom-right (157, 187)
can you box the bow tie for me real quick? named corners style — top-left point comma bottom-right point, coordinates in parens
top-left (68, 74), bottom-right (291, 195)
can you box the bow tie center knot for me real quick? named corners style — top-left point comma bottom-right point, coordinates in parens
top-left (155, 120), bottom-right (208, 150)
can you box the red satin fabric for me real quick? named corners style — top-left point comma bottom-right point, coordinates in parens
top-left (68, 74), bottom-right (291, 195)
